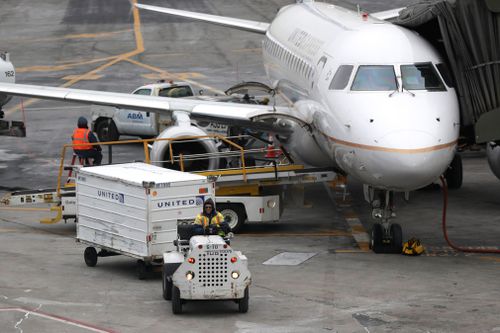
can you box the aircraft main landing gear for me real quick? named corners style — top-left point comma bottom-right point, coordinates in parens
top-left (365, 188), bottom-right (403, 254)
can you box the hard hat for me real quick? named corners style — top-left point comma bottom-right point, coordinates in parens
top-left (402, 238), bottom-right (425, 256)
top-left (77, 116), bottom-right (88, 128)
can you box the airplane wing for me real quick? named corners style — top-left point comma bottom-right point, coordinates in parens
top-left (0, 82), bottom-right (296, 133)
top-left (135, 3), bottom-right (270, 34)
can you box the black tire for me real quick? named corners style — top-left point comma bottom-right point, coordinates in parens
top-left (172, 285), bottom-right (182, 314)
top-left (218, 204), bottom-right (246, 233)
top-left (136, 260), bottom-right (147, 280)
top-left (95, 118), bottom-right (119, 142)
top-left (162, 270), bottom-right (172, 301)
top-left (84, 247), bottom-right (98, 267)
top-left (238, 287), bottom-right (249, 313)
top-left (445, 154), bottom-right (463, 189)
top-left (390, 224), bottom-right (403, 254)
top-left (370, 223), bottom-right (384, 254)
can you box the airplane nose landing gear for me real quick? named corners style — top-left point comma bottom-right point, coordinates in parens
top-left (365, 188), bottom-right (403, 254)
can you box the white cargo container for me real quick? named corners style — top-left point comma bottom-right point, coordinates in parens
top-left (75, 162), bottom-right (214, 278)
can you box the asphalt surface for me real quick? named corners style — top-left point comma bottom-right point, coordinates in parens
top-left (1, 1), bottom-right (500, 332)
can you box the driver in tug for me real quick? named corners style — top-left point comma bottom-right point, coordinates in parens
top-left (193, 198), bottom-right (231, 236)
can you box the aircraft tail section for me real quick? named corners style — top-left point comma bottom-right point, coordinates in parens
top-left (136, 3), bottom-right (270, 34)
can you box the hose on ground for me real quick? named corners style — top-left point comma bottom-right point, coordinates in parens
top-left (440, 175), bottom-right (500, 253)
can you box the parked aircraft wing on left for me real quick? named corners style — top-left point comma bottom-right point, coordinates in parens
top-left (135, 3), bottom-right (270, 34)
top-left (0, 82), bottom-right (295, 133)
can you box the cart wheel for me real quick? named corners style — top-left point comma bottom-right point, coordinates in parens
top-left (238, 287), bottom-right (249, 313)
top-left (84, 247), bottom-right (98, 267)
top-left (172, 285), bottom-right (183, 314)
top-left (218, 204), bottom-right (246, 233)
top-left (136, 260), bottom-right (147, 280)
top-left (162, 271), bottom-right (172, 300)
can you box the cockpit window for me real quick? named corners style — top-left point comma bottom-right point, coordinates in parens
top-left (329, 65), bottom-right (353, 90)
top-left (351, 65), bottom-right (397, 91)
top-left (436, 63), bottom-right (454, 88)
top-left (401, 63), bottom-right (446, 91)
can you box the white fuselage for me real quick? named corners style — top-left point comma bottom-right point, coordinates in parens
top-left (262, 2), bottom-right (459, 191)
top-left (0, 53), bottom-right (15, 108)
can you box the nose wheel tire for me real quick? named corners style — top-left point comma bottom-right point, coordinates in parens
top-left (390, 223), bottom-right (403, 253)
top-left (370, 223), bottom-right (384, 253)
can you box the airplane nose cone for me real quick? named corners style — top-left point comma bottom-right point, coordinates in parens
top-left (368, 131), bottom-right (455, 190)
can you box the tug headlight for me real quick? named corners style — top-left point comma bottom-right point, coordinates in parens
top-left (267, 199), bottom-right (277, 208)
top-left (186, 271), bottom-right (195, 281)
top-left (231, 271), bottom-right (240, 279)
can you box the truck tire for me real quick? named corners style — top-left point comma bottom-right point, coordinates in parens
top-left (84, 247), bottom-right (98, 267)
top-left (162, 270), bottom-right (172, 300)
top-left (238, 287), bottom-right (249, 313)
top-left (172, 286), bottom-right (183, 314)
top-left (95, 118), bottom-right (119, 142)
top-left (136, 260), bottom-right (147, 280)
top-left (218, 204), bottom-right (246, 233)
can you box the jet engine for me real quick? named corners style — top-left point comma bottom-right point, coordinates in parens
top-left (486, 143), bottom-right (500, 180)
top-left (150, 112), bottom-right (219, 171)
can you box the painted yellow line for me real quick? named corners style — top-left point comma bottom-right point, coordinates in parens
top-left (5, 0), bottom-right (144, 117)
top-left (4, 29), bottom-right (133, 44)
top-left (16, 56), bottom-right (117, 73)
top-left (479, 256), bottom-right (500, 263)
top-left (125, 58), bottom-right (225, 95)
top-left (0, 207), bottom-right (52, 212)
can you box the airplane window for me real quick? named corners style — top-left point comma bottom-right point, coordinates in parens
top-left (436, 63), bottom-right (455, 88)
top-left (401, 63), bottom-right (446, 91)
top-left (351, 65), bottom-right (397, 91)
top-left (158, 86), bottom-right (193, 98)
top-left (329, 65), bottom-right (354, 90)
top-left (133, 89), bottom-right (152, 95)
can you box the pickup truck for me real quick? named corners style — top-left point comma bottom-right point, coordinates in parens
top-left (91, 81), bottom-right (228, 141)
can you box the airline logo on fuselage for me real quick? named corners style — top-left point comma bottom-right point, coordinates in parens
top-left (287, 28), bottom-right (324, 57)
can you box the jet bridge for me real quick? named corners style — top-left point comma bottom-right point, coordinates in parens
top-left (391, 0), bottom-right (500, 142)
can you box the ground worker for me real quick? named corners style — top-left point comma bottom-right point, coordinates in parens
top-left (72, 116), bottom-right (102, 165)
top-left (193, 198), bottom-right (231, 236)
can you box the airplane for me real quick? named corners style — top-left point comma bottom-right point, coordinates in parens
top-left (0, 52), bottom-right (15, 118)
top-left (0, 0), bottom-right (467, 253)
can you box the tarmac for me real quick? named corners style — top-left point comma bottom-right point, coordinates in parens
top-left (1, 1), bottom-right (500, 332)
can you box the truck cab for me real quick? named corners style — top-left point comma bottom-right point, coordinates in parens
top-left (91, 81), bottom-right (196, 141)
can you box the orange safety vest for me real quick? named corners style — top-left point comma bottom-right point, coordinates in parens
top-left (196, 213), bottom-right (222, 228)
top-left (72, 128), bottom-right (93, 150)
